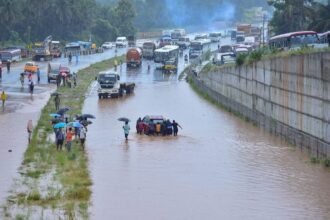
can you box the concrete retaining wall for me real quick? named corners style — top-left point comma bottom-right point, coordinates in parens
top-left (193, 52), bottom-right (330, 158)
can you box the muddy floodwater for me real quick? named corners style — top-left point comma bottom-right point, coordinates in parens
top-left (83, 63), bottom-right (330, 219)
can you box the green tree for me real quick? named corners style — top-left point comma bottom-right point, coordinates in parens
top-left (268, 0), bottom-right (314, 35)
top-left (308, 0), bottom-right (330, 32)
top-left (114, 0), bottom-right (136, 36)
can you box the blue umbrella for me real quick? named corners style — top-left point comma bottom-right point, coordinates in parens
top-left (50, 113), bottom-right (61, 117)
top-left (67, 121), bottom-right (83, 128)
top-left (53, 122), bottom-right (67, 129)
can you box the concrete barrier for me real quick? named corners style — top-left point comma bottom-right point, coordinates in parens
top-left (192, 52), bottom-right (330, 158)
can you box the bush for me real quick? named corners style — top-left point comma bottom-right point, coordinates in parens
top-left (248, 50), bottom-right (263, 63)
top-left (236, 54), bottom-right (247, 66)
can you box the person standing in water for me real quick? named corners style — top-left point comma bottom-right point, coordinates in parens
top-left (27, 120), bottom-right (33, 143)
top-left (172, 120), bottom-right (182, 136)
top-left (123, 121), bottom-right (130, 141)
top-left (1, 91), bottom-right (7, 109)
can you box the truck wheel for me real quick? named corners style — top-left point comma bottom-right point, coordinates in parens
top-left (98, 94), bottom-right (102, 99)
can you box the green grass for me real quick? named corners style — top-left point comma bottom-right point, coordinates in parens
top-left (3, 55), bottom-right (125, 219)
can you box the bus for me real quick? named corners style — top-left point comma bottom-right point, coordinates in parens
top-left (189, 39), bottom-right (212, 59)
top-left (0, 49), bottom-right (22, 62)
top-left (209, 32), bottom-right (222, 42)
top-left (159, 36), bottom-right (172, 48)
top-left (171, 29), bottom-right (186, 40)
top-left (268, 31), bottom-right (324, 50)
top-left (319, 31), bottom-right (330, 47)
top-left (154, 45), bottom-right (179, 71)
top-left (194, 34), bottom-right (208, 40)
top-left (142, 41), bottom-right (157, 59)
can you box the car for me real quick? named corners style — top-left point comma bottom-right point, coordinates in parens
top-left (47, 62), bottom-right (61, 83)
top-left (24, 61), bottom-right (38, 73)
top-left (213, 52), bottom-right (236, 65)
top-left (140, 115), bottom-right (166, 134)
top-left (101, 42), bottom-right (114, 49)
top-left (115, 37), bottom-right (128, 48)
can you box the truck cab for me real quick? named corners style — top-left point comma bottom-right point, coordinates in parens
top-left (97, 71), bottom-right (122, 99)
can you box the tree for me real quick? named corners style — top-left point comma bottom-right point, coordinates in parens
top-left (308, 0), bottom-right (330, 32)
top-left (114, 0), bottom-right (136, 36)
top-left (268, 0), bottom-right (314, 35)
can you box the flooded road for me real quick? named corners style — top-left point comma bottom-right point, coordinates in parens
top-left (0, 47), bottom-right (127, 202)
top-left (84, 52), bottom-right (330, 219)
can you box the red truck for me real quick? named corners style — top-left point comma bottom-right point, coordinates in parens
top-left (126, 48), bottom-right (142, 68)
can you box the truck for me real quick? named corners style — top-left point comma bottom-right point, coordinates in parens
top-left (47, 62), bottom-right (61, 83)
top-left (127, 35), bottom-right (136, 47)
top-left (126, 48), bottom-right (142, 67)
top-left (50, 41), bottom-right (62, 58)
top-left (142, 41), bottom-right (157, 59)
top-left (97, 71), bottom-right (135, 99)
top-left (32, 35), bottom-right (53, 61)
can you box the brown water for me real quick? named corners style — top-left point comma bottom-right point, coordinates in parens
top-left (0, 88), bottom-right (52, 201)
top-left (84, 73), bottom-right (330, 219)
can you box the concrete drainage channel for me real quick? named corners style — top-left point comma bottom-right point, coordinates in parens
top-left (187, 52), bottom-right (330, 161)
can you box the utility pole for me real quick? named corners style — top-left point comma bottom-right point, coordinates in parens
top-left (262, 13), bottom-right (266, 47)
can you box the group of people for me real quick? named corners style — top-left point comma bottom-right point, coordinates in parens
top-left (56, 71), bottom-right (77, 88)
top-left (135, 118), bottom-right (182, 136)
top-left (52, 114), bottom-right (88, 152)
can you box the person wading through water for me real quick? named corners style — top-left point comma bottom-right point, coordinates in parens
top-left (123, 121), bottom-right (130, 141)
top-left (172, 120), bottom-right (182, 136)
top-left (27, 120), bottom-right (33, 143)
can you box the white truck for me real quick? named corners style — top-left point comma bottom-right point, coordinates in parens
top-left (97, 71), bottom-right (135, 99)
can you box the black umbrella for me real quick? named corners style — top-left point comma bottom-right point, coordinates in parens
top-left (57, 107), bottom-right (70, 115)
top-left (81, 120), bottom-right (93, 126)
top-left (78, 114), bottom-right (96, 120)
top-left (51, 92), bottom-right (62, 96)
top-left (118, 117), bottom-right (130, 122)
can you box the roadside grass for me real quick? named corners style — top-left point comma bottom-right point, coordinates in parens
top-left (3, 55), bottom-right (125, 219)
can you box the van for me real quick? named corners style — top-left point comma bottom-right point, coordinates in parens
top-left (116, 37), bottom-right (128, 48)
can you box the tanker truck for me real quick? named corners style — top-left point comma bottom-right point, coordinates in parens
top-left (126, 48), bottom-right (142, 68)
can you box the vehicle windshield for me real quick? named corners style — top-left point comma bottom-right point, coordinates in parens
top-left (220, 46), bottom-right (233, 53)
top-left (222, 54), bottom-right (236, 63)
top-left (99, 74), bottom-right (116, 81)
top-left (143, 43), bottom-right (154, 49)
top-left (190, 43), bottom-right (202, 50)
top-left (290, 34), bottom-right (318, 47)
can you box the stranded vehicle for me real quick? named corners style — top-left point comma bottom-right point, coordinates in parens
top-left (126, 48), bottom-right (142, 67)
top-left (97, 71), bottom-right (135, 99)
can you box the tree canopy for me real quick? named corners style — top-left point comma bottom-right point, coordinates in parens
top-left (268, 0), bottom-right (330, 35)
top-left (0, 0), bottom-right (136, 45)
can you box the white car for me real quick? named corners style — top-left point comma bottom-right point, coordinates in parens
top-left (115, 37), bottom-right (128, 47)
top-left (102, 42), bottom-right (114, 49)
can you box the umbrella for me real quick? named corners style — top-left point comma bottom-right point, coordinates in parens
top-left (50, 113), bottom-right (61, 117)
top-left (57, 107), bottom-right (70, 115)
top-left (81, 120), bottom-right (93, 126)
top-left (77, 114), bottom-right (96, 120)
top-left (53, 122), bottom-right (66, 129)
top-left (51, 92), bottom-right (62, 96)
top-left (67, 121), bottom-right (83, 128)
top-left (81, 114), bottom-right (96, 119)
top-left (118, 117), bottom-right (130, 122)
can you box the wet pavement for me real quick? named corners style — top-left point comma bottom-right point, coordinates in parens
top-left (83, 42), bottom-right (330, 219)
top-left (0, 47), bottom-right (127, 202)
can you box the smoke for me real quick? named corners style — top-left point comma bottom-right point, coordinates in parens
top-left (164, 0), bottom-right (236, 28)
